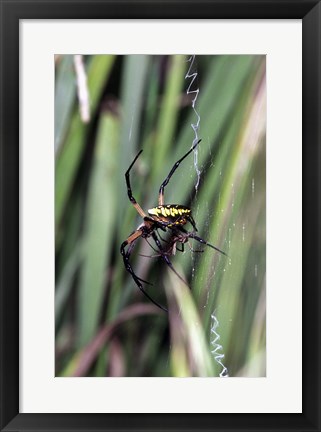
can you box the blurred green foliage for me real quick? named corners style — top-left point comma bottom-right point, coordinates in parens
top-left (55, 54), bottom-right (266, 377)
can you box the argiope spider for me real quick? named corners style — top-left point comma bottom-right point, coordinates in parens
top-left (120, 140), bottom-right (228, 312)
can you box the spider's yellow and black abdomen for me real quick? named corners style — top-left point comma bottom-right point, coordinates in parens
top-left (148, 204), bottom-right (192, 226)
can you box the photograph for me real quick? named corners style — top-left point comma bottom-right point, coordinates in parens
top-left (55, 54), bottom-right (266, 378)
top-left (2, 0), bottom-right (320, 429)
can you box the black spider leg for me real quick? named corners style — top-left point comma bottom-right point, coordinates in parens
top-left (187, 214), bottom-right (198, 232)
top-left (177, 227), bottom-right (229, 258)
top-left (157, 231), bottom-right (170, 244)
top-left (139, 234), bottom-right (180, 258)
top-left (137, 237), bottom-right (164, 258)
top-left (143, 231), bottom-right (178, 258)
top-left (176, 242), bottom-right (184, 253)
top-left (139, 233), bottom-right (181, 258)
top-left (120, 240), bottom-right (168, 312)
top-left (125, 150), bottom-right (147, 218)
top-left (158, 139), bottom-right (201, 205)
top-left (123, 234), bottom-right (153, 285)
top-left (151, 232), bottom-right (191, 289)
top-left (158, 229), bottom-right (185, 253)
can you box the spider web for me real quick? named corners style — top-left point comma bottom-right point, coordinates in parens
top-left (185, 55), bottom-right (229, 378)
top-left (210, 311), bottom-right (229, 377)
top-left (185, 55), bottom-right (201, 191)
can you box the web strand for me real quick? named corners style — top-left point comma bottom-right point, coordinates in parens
top-left (185, 55), bottom-right (201, 191)
top-left (210, 311), bottom-right (229, 377)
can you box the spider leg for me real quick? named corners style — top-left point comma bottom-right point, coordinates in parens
top-left (138, 237), bottom-right (164, 258)
top-left (187, 214), bottom-right (198, 232)
top-left (144, 216), bottom-right (167, 232)
top-left (158, 139), bottom-right (201, 205)
top-left (125, 150), bottom-right (147, 218)
top-left (123, 232), bottom-right (154, 282)
top-left (145, 237), bottom-right (161, 253)
top-left (125, 241), bottom-right (154, 284)
top-left (176, 242), bottom-right (184, 253)
top-left (138, 252), bottom-right (162, 258)
top-left (140, 235), bottom-right (175, 258)
top-left (120, 231), bottom-right (168, 312)
top-left (135, 275), bottom-right (154, 286)
top-left (178, 227), bottom-right (229, 257)
top-left (157, 231), bottom-right (170, 244)
top-left (151, 232), bottom-right (190, 289)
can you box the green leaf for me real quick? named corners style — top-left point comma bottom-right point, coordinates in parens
top-left (55, 55), bottom-right (76, 154)
top-left (77, 113), bottom-right (119, 347)
top-left (55, 55), bottom-right (115, 230)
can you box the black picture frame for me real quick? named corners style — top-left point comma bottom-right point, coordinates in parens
top-left (1, 1), bottom-right (320, 431)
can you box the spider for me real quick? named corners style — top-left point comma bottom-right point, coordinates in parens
top-left (120, 139), bottom-right (228, 312)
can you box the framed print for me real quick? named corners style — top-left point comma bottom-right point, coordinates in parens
top-left (1, 1), bottom-right (320, 431)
